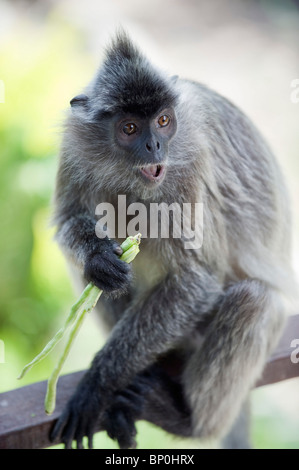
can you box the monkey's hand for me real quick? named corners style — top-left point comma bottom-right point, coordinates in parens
top-left (84, 237), bottom-right (132, 292)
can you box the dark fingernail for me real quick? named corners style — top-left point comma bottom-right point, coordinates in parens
top-left (114, 246), bottom-right (123, 256)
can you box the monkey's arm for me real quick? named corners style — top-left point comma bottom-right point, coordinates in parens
top-left (53, 158), bottom-right (132, 293)
top-left (54, 212), bottom-right (132, 292)
top-left (51, 268), bottom-right (222, 448)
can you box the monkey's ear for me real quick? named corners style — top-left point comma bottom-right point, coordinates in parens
top-left (70, 94), bottom-right (89, 107)
top-left (70, 94), bottom-right (91, 120)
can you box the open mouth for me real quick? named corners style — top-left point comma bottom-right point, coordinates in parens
top-left (140, 164), bottom-right (166, 183)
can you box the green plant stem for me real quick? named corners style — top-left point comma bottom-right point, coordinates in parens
top-left (45, 284), bottom-right (101, 414)
top-left (17, 282), bottom-right (96, 380)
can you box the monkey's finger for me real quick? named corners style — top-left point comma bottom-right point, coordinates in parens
top-left (76, 440), bottom-right (84, 450)
top-left (74, 413), bottom-right (95, 449)
top-left (92, 273), bottom-right (128, 292)
top-left (87, 432), bottom-right (94, 449)
top-left (86, 421), bottom-right (98, 449)
top-left (89, 253), bottom-right (131, 280)
top-left (104, 408), bottom-right (137, 449)
top-left (75, 433), bottom-right (85, 449)
top-left (62, 418), bottom-right (79, 449)
top-left (115, 412), bottom-right (137, 450)
top-left (74, 426), bottom-right (85, 450)
top-left (60, 413), bottom-right (78, 449)
top-left (90, 262), bottom-right (132, 291)
top-left (111, 242), bottom-right (123, 257)
top-left (104, 255), bottom-right (132, 274)
top-left (50, 413), bottom-right (69, 442)
top-left (50, 409), bottom-right (76, 446)
top-left (103, 262), bottom-right (131, 281)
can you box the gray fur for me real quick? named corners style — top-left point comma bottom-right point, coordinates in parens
top-left (51, 32), bottom-right (296, 449)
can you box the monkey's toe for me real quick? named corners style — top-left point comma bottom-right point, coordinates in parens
top-left (103, 406), bottom-right (137, 449)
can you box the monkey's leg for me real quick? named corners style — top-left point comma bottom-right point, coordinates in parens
top-left (101, 328), bottom-right (209, 448)
top-left (182, 279), bottom-right (286, 440)
top-left (103, 366), bottom-right (252, 449)
top-left (221, 399), bottom-right (251, 449)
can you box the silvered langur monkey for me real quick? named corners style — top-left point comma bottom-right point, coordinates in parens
top-left (51, 31), bottom-right (295, 449)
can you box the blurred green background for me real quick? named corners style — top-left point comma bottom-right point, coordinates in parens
top-left (0, 0), bottom-right (298, 449)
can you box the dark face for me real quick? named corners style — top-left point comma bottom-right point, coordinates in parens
top-left (114, 108), bottom-right (177, 186)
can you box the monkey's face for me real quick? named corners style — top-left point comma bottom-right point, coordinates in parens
top-left (113, 108), bottom-right (177, 187)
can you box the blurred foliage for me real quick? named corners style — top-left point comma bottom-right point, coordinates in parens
top-left (0, 12), bottom-right (95, 389)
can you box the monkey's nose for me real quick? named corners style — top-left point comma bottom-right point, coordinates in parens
top-left (146, 141), bottom-right (160, 153)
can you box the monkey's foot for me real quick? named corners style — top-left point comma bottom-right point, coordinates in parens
top-left (102, 375), bottom-right (154, 449)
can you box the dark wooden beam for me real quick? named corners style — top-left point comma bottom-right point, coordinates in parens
top-left (0, 370), bottom-right (84, 449)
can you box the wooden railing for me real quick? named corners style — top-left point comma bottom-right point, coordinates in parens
top-left (0, 315), bottom-right (299, 449)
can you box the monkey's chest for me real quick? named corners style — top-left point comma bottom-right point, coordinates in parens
top-left (131, 249), bottom-right (165, 296)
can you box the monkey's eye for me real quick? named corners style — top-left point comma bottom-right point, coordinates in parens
top-left (123, 123), bottom-right (137, 135)
top-left (158, 115), bottom-right (170, 127)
